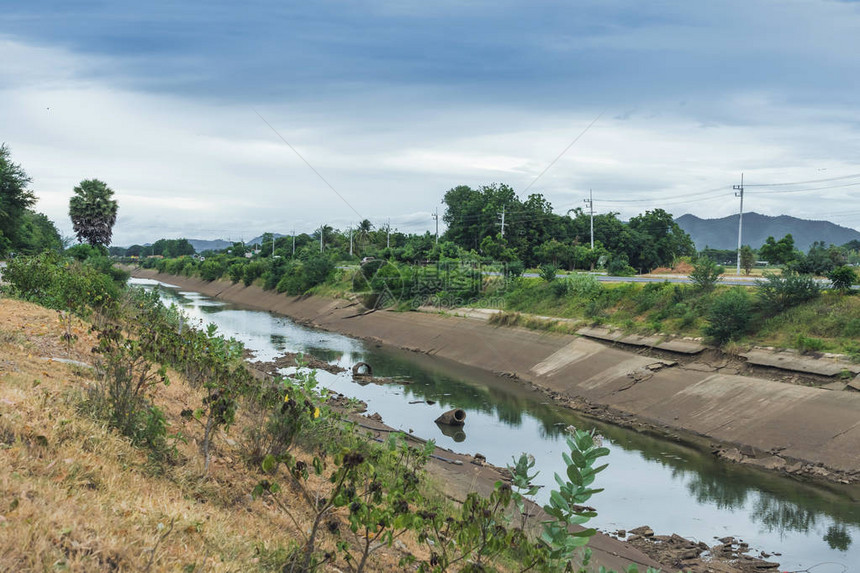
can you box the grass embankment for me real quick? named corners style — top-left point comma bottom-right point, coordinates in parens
top-left (490, 275), bottom-right (860, 359)
top-left (0, 299), bottom-right (304, 571)
top-left (3, 254), bottom-right (637, 573)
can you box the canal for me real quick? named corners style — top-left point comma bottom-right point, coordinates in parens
top-left (133, 278), bottom-right (859, 572)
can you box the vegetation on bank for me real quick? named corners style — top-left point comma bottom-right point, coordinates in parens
top-left (132, 244), bottom-right (860, 358)
top-left (2, 250), bottom-right (658, 573)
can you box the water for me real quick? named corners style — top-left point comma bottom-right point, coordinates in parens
top-left (133, 278), bottom-right (860, 571)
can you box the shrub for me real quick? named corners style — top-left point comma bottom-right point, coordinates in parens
top-left (550, 278), bottom-right (569, 297)
top-left (243, 260), bottom-right (266, 286)
top-left (607, 255), bottom-right (635, 277)
top-left (505, 260), bottom-right (525, 279)
top-left (795, 334), bottom-right (826, 354)
top-left (689, 257), bottom-right (724, 291)
top-left (2, 252), bottom-right (120, 315)
top-left (756, 271), bottom-right (821, 314)
top-left (82, 323), bottom-right (170, 450)
top-left (199, 259), bottom-right (227, 281)
top-left (704, 287), bottom-right (752, 344)
top-left (567, 273), bottom-right (603, 299)
top-left (829, 265), bottom-right (857, 293)
top-left (539, 263), bottom-right (557, 282)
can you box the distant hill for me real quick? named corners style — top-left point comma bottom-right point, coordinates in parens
top-left (676, 213), bottom-right (860, 252)
top-left (187, 238), bottom-right (232, 252)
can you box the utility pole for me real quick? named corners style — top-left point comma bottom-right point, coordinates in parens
top-left (734, 173), bottom-right (744, 275)
top-left (272, 234), bottom-right (275, 257)
top-left (432, 208), bottom-right (439, 244)
top-left (584, 190), bottom-right (594, 249)
top-left (386, 218), bottom-right (391, 249)
top-left (349, 226), bottom-right (353, 257)
top-left (319, 226), bottom-right (324, 254)
top-left (291, 229), bottom-right (296, 256)
top-left (499, 205), bottom-right (506, 238)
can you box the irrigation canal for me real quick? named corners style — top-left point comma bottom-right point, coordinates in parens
top-left (132, 278), bottom-right (860, 572)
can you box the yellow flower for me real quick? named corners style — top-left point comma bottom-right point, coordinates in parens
top-left (284, 393), bottom-right (289, 402)
top-left (313, 407), bottom-right (320, 419)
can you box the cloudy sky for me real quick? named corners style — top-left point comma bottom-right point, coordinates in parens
top-left (2, 1), bottom-right (860, 245)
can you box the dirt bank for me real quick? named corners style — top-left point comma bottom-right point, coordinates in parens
top-left (131, 269), bottom-right (860, 486)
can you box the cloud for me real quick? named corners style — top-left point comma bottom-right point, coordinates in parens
top-left (2, 0), bottom-right (860, 245)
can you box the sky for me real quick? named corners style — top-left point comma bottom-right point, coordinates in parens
top-left (2, 0), bottom-right (860, 246)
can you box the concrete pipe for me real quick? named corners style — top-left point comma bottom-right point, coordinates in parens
top-left (352, 362), bottom-right (373, 377)
top-left (434, 409), bottom-right (467, 426)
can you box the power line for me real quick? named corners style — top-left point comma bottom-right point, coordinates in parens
top-left (254, 109), bottom-right (363, 220)
top-left (521, 110), bottom-right (604, 195)
top-left (744, 173), bottom-right (860, 187)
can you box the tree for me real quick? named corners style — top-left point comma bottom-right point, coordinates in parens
top-left (16, 210), bottom-right (62, 255)
top-left (758, 234), bottom-right (797, 266)
top-left (627, 209), bottom-right (694, 271)
top-left (0, 144), bottom-right (37, 255)
top-left (69, 179), bottom-right (118, 247)
top-left (739, 245), bottom-right (755, 275)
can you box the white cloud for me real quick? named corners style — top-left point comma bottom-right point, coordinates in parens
top-left (2, 29), bottom-right (860, 246)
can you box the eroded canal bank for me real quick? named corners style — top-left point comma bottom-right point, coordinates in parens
top-left (130, 269), bottom-right (860, 571)
top-left (130, 269), bottom-right (860, 485)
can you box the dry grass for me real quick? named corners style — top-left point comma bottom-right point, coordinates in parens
top-left (0, 298), bottom-right (414, 572)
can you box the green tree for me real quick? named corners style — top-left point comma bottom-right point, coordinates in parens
top-left (69, 179), bottom-right (119, 247)
top-left (627, 209), bottom-right (694, 271)
top-left (0, 144), bottom-right (37, 255)
top-left (739, 245), bottom-right (755, 275)
top-left (16, 210), bottom-right (62, 255)
top-left (758, 234), bottom-right (797, 266)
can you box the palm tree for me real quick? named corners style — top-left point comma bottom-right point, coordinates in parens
top-left (356, 219), bottom-right (374, 255)
top-left (69, 179), bottom-right (118, 247)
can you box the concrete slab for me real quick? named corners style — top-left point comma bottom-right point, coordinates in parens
top-left (740, 349), bottom-right (860, 377)
top-left (577, 327), bottom-right (705, 354)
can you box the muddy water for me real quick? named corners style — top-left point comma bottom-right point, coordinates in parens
top-left (134, 278), bottom-right (860, 572)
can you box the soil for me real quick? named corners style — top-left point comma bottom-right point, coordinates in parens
top-left (648, 261), bottom-right (695, 275)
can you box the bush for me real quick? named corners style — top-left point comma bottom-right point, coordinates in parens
top-left (66, 243), bottom-right (108, 261)
top-left (505, 260), bottom-right (525, 279)
top-left (199, 259), bottom-right (227, 281)
top-left (704, 287), bottom-right (752, 344)
top-left (689, 257), bottom-right (724, 291)
top-left (539, 263), bottom-right (558, 282)
top-left (756, 271), bottom-right (821, 314)
top-left (2, 252), bottom-right (120, 315)
top-left (567, 272), bottom-right (604, 299)
top-left (607, 255), bottom-right (635, 277)
top-left (829, 265), bottom-right (857, 293)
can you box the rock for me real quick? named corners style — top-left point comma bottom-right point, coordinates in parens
top-left (719, 536), bottom-right (735, 544)
top-left (720, 448), bottom-right (744, 463)
top-left (848, 375), bottom-right (860, 392)
top-left (616, 530), bottom-right (626, 538)
top-left (629, 526), bottom-right (654, 537)
top-left (367, 412), bottom-right (383, 423)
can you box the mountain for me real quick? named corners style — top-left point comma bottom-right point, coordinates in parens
top-left (187, 238), bottom-right (232, 252)
top-left (676, 213), bottom-right (860, 252)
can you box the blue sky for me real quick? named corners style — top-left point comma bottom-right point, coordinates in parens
top-left (2, 1), bottom-right (860, 245)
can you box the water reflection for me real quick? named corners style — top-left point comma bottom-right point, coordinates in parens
top-left (134, 279), bottom-right (860, 570)
top-left (825, 523), bottom-right (852, 551)
top-left (435, 422), bottom-right (467, 442)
